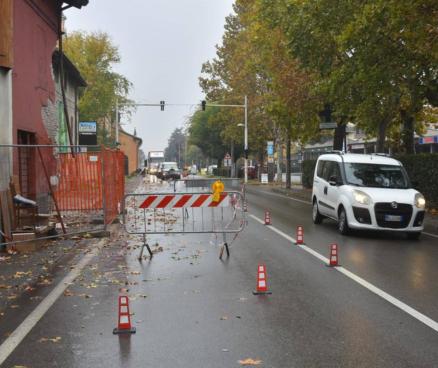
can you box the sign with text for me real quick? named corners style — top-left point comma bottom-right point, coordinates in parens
top-left (78, 121), bottom-right (97, 145)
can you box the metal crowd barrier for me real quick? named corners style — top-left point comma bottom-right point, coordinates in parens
top-left (123, 190), bottom-right (246, 260)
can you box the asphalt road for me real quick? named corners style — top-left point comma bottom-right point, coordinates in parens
top-left (1, 179), bottom-right (438, 367)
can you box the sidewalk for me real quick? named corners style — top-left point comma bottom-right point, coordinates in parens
top-left (0, 177), bottom-right (145, 321)
top-left (0, 236), bottom-right (98, 318)
top-left (259, 183), bottom-right (438, 236)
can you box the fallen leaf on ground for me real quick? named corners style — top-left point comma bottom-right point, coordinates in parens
top-left (63, 289), bottom-right (74, 296)
top-left (220, 316), bottom-right (228, 320)
top-left (238, 358), bottom-right (262, 366)
top-left (38, 336), bottom-right (62, 343)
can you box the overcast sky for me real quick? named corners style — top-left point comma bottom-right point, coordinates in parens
top-left (66, 0), bottom-right (234, 153)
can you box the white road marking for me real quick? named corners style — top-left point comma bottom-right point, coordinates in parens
top-left (0, 239), bottom-right (106, 365)
top-left (250, 214), bottom-right (438, 333)
top-left (248, 188), bottom-right (311, 205)
top-left (249, 188), bottom-right (438, 239)
top-left (422, 231), bottom-right (438, 239)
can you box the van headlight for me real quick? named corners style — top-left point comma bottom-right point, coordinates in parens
top-left (353, 190), bottom-right (371, 205)
top-left (414, 193), bottom-right (426, 209)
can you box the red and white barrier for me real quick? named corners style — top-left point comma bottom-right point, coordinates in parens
top-left (296, 225), bottom-right (304, 245)
top-left (253, 264), bottom-right (272, 295)
top-left (139, 193), bottom-right (228, 209)
top-left (113, 296), bottom-right (136, 334)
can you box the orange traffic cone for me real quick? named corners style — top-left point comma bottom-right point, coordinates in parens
top-left (113, 296), bottom-right (136, 334)
top-left (264, 210), bottom-right (271, 225)
top-left (327, 244), bottom-right (339, 267)
top-left (295, 225), bottom-right (304, 245)
top-left (253, 264), bottom-right (272, 295)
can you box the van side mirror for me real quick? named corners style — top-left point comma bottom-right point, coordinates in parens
top-left (329, 175), bottom-right (338, 186)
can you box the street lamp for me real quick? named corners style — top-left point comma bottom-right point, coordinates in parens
top-left (237, 95), bottom-right (248, 183)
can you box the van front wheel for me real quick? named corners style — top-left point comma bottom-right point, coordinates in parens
top-left (338, 207), bottom-right (350, 235)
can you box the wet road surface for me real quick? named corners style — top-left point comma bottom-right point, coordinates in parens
top-left (1, 179), bottom-right (438, 367)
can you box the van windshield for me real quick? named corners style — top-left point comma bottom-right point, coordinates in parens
top-left (344, 163), bottom-right (409, 189)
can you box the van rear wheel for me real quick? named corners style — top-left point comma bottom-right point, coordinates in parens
top-left (312, 200), bottom-right (323, 224)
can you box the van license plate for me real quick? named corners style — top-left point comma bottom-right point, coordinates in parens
top-left (385, 214), bottom-right (402, 222)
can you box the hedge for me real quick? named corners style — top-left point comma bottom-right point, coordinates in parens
top-left (397, 153), bottom-right (438, 208)
top-left (301, 154), bottom-right (438, 208)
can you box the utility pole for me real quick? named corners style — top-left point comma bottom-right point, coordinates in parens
top-left (115, 99), bottom-right (119, 144)
top-left (244, 95), bottom-right (248, 184)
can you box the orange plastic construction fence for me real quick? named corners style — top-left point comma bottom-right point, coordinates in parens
top-left (55, 148), bottom-right (124, 225)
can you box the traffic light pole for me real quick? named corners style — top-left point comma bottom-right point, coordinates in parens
top-left (114, 97), bottom-right (249, 183)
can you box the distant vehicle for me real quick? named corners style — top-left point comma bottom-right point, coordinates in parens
top-left (238, 165), bottom-right (257, 179)
top-left (207, 165), bottom-right (217, 175)
top-left (157, 162), bottom-right (181, 180)
top-left (190, 164), bottom-right (198, 175)
top-left (311, 152), bottom-right (425, 239)
top-left (147, 151), bottom-right (164, 175)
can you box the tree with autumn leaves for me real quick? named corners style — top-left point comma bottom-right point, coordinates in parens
top-left (188, 0), bottom-right (438, 184)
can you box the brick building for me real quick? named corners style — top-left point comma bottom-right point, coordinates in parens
top-left (119, 129), bottom-right (143, 175)
top-left (0, 0), bottom-right (88, 200)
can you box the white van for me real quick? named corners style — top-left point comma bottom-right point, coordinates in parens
top-left (311, 152), bottom-right (425, 239)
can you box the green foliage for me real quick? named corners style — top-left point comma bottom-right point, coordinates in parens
top-left (64, 31), bottom-right (133, 144)
top-left (260, 0), bottom-right (438, 152)
top-left (397, 154), bottom-right (438, 208)
top-left (302, 160), bottom-right (317, 189)
top-left (188, 108), bottom-right (229, 163)
top-left (164, 128), bottom-right (186, 167)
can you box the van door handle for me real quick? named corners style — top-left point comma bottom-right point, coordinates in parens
top-left (324, 186), bottom-right (328, 195)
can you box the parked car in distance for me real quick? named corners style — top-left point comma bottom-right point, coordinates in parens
top-left (207, 165), bottom-right (217, 175)
top-left (157, 162), bottom-right (181, 180)
top-left (311, 152), bottom-right (425, 239)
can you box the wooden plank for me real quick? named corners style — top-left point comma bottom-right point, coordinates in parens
top-left (0, 0), bottom-right (13, 68)
top-left (0, 191), bottom-right (12, 239)
top-left (6, 189), bottom-right (15, 229)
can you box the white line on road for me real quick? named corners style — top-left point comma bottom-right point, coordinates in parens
top-left (0, 239), bottom-right (106, 365)
top-left (248, 187), bottom-right (311, 205)
top-left (249, 188), bottom-right (438, 239)
top-left (249, 214), bottom-right (438, 333)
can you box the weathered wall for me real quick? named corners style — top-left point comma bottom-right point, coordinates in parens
top-left (119, 131), bottom-right (141, 174)
top-left (12, 0), bottom-right (59, 145)
top-left (0, 69), bottom-right (13, 191)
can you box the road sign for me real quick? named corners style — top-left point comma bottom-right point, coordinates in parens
top-left (261, 173), bottom-right (268, 184)
top-left (267, 141), bottom-right (274, 156)
top-left (319, 122), bottom-right (337, 129)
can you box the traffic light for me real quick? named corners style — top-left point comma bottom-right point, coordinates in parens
top-left (160, 100), bottom-right (165, 111)
top-left (201, 100), bottom-right (206, 111)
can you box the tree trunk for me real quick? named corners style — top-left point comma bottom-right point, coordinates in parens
top-left (230, 140), bottom-right (234, 177)
top-left (333, 124), bottom-right (346, 151)
top-left (401, 110), bottom-right (415, 154)
top-left (286, 124), bottom-right (291, 189)
top-left (376, 119), bottom-right (389, 153)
